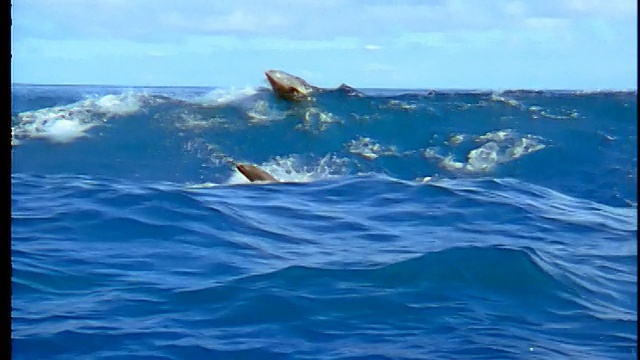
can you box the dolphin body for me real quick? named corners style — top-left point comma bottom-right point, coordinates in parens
top-left (234, 163), bottom-right (278, 183)
top-left (265, 70), bottom-right (363, 101)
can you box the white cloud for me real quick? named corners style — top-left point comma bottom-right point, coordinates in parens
top-left (10, 0), bottom-right (637, 88)
top-left (12, 0), bottom-right (638, 44)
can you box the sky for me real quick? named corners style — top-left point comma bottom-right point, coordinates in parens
top-left (11, 0), bottom-right (639, 89)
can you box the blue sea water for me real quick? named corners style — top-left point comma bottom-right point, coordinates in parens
top-left (11, 82), bottom-right (638, 359)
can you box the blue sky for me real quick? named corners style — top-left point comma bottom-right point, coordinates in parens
top-left (11, 0), bottom-right (638, 89)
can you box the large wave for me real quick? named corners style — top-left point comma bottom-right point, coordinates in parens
top-left (11, 85), bottom-right (637, 207)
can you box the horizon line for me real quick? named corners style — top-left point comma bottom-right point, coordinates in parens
top-left (11, 82), bottom-right (638, 92)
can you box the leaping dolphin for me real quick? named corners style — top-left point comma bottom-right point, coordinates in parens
top-left (265, 70), bottom-right (315, 101)
top-left (234, 163), bottom-right (278, 183)
top-left (265, 70), bottom-right (364, 101)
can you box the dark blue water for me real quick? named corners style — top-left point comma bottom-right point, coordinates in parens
top-left (11, 83), bottom-right (638, 359)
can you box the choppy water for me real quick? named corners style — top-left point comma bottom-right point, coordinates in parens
top-left (11, 83), bottom-right (638, 359)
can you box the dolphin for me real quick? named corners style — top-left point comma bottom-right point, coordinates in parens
top-left (234, 163), bottom-right (278, 183)
top-left (265, 70), bottom-right (315, 101)
top-left (265, 70), bottom-right (364, 101)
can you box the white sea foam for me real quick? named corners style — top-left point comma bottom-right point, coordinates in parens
top-left (174, 112), bottom-right (230, 131)
top-left (12, 92), bottom-right (145, 144)
top-left (37, 118), bottom-right (97, 143)
top-left (246, 100), bottom-right (287, 124)
top-left (426, 129), bottom-right (547, 173)
top-left (477, 129), bottom-right (516, 142)
top-left (490, 92), bottom-right (523, 109)
top-left (347, 137), bottom-right (398, 160)
top-left (528, 104), bottom-right (579, 120)
top-left (92, 93), bottom-right (143, 115)
top-left (383, 100), bottom-right (417, 111)
top-left (296, 107), bottom-right (342, 133)
top-left (446, 134), bottom-right (467, 146)
top-left (505, 137), bottom-right (546, 159)
top-left (193, 87), bottom-right (258, 107)
top-left (466, 142), bottom-right (501, 171)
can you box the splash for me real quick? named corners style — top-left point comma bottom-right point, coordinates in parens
top-left (347, 137), bottom-right (398, 160)
top-left (490, 92), bottom-right (524, 109)
top-left (425, 129), bottom-right (547, 173)
top-left (477, 129), bottom-right (516, 142)
top-left (296, 107), bottom-right (342, 133)
top-left (192, 87), bottom-right (258, 107)
top-left (382, 99), bottom-right (417, 111)
top-left (92, 93), bottom-right (143, 115)
top-left (12, 92), bottom-right (145, 144)
top-left (225, 154), bottom-right (350, 184)
top-left (529, 106), bottom-right (579, 120)
top-left (173, 112), bottom-right (230, 131)
top-left (37, 118), bottom-right (98, 143)
top-left (446, 134), bottom-right (467, 146)
top-left (246, 100), bottom-right (288, 125)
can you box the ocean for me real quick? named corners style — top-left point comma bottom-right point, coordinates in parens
top-left (11, 82), bottom-right (638, 359)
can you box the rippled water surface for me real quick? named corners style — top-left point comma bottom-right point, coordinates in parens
top-left (12, 84), bottom-right (637, 359)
